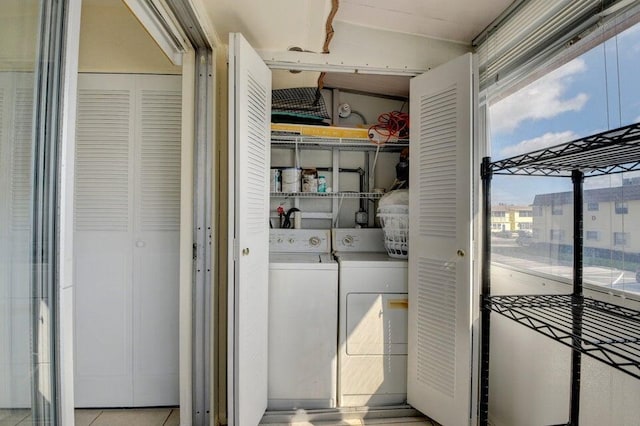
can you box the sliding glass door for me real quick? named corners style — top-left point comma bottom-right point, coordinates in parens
top-left (1, 0), bottom-right (79, 424)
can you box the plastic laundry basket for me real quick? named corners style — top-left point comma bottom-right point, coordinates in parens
top-left (377, 204), bottom-right (409, 259)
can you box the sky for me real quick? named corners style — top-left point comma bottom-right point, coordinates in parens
top-left (488, 22), bottom-right (640, 206)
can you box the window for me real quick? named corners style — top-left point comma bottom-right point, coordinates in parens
top-left (518, 210), bottom-right (532, 217)
top-left (613, 232), bottom-right (628, 246)
top-left (585, 231), bottom-right (599, 241)
top-left (491, 211), bottom-right (505, 218)
top-left (518, 222), bottom-right (532, 230)
top-left (615, 201), bottom-right (628, 214)
top-left (485, 17), bottom-right (640, 294)
top-left (550, 229), bottom-right (564, 241)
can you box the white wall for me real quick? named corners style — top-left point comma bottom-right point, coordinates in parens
top-left (0, 0), bottom-right (39, 71)
top-left (330, 21), bottom-right (471, 71)
top-left (489, 264), bottom-right (640, 425)
top-left (79, 0), bottom-right (181, 74)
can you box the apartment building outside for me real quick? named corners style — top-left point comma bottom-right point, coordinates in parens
top-left (490, 204), bottom-right (533, 235)
top-left (531, 181), bottom-right (640, 257)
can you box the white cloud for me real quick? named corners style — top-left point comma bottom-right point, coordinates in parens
top-left (490, 58), bottom-right (589, 134)
top-left (500, 131), bottom-right (578, 157)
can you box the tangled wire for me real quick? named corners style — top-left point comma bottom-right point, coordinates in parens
top-left (368, 111), bottom-right (409, 145)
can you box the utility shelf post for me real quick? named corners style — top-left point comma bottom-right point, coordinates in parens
top-left (569, 169), bottom-right (584, 425)
top-left (480, 156), bottom-right (492, 426)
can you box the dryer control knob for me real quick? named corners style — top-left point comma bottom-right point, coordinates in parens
top-left (309, 236), bottom-right (320, 246)
top-left (342, 236), bottom-right (354, 246)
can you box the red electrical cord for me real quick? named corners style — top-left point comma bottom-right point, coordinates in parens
top-left (368, 111), bottom-right (409, 145)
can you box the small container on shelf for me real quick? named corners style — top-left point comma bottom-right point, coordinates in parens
top-left (270, 169), bottom-right (281, 192)
top-left (281, 168), bottom-right (301, 192)
top-left (301, 168), bottom-right (318, 192)
top-left (318, 176), bottom-right (327, 193)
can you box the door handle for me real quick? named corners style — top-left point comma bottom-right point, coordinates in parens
top-left (242, 247), bottom-right (250, 256)
top-left (457, 249), bottom-right (465, 257)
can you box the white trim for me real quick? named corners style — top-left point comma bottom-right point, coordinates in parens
top-left (208, 45), bottom-right (218, 426)
top-left (59, 0), bottom-right (83, 424)
top-left (226, 38), bottom-right (236, 426)
top-left (259, 50), bottom-right (425, 76)
top-left (122, 0), bottom-right (187, 65)
top-left (179, 49), bottom-right (196, 426)
top-left (185, 0), bottom-right (223, 49)
top-left (470, 52), bottom-right (482, 426)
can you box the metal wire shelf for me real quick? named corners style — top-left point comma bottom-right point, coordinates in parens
top-left (271, 134), bottom-right (409, 151)
top-left (480, 122), bottom-right (640, 425)
top-left (489, 122), bottom-right (640, 177)
top-left (270, 191), bottom-right (384, 199)
top-left (485, 294), bottom-right (640, 379)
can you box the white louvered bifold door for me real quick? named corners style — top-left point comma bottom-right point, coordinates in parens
top-left (74, 74), bottom-right (181, 407)
top-left (74, 74), bottom-right (136, 406)
top-left (407, 53), bottom-right (473, 426)
top-left (132, 76), bottom-right (181, 405)
top-left (228, 32), bottom-right (271, 426)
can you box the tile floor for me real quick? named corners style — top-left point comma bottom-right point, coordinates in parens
top-left (262, 417), bottom-right (437, 426)
top-left (0, 408), bottom-right (179, 426)
top-left (1, 409), bottom-right (436, 426)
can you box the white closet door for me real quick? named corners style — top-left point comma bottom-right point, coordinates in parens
top-left (74, 74), bottom-right (136, 406)
top-left (407, 53), bottom-right (473, 426)
top-left (228, 32), bottom-right (272, 426)
top-left (74, 74), bottom-right (181, 407)
top-left (132, 76), bottom-right (181, 405)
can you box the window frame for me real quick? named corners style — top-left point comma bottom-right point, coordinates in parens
top-left (615, 201), bottom-right (628, 215)
top-left (613, 232), bottom-right (628, 246)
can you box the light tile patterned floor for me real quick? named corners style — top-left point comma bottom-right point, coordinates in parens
top-left (261, 416), bottom-right (437, 426)
top-left (0, 408), bottom-right (179, 426)
top-left (0, 410), bottom-right (30, 426)
top-left (2, 408), bottom-right (434, 426)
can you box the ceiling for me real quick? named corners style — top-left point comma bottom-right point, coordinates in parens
top-left (202, 0), bottom-right (514, 50)
top-left (337, 0), bottom-right (514, 43)
top-left (201, 0), bottom-right (514, 97)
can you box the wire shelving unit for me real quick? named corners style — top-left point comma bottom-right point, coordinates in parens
top-left (480, 122), bottom-right (640, 426)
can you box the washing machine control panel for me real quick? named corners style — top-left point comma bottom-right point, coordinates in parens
top-left (269, 229), bottom-right (331, 253)
top-left (332, 228), bottom-right (385, 252)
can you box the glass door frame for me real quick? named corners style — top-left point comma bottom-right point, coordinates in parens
top-left (31, 0), bottom-right (82, 424)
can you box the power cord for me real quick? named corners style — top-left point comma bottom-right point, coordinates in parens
top-left (368, 111), bottom-right (409, 145)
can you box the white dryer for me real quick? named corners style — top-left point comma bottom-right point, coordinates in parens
top-left (333, 229), bottom-right (409, 407)
top-left (268, 229), bottom-right (338, 410)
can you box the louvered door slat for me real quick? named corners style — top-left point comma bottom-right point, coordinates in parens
top-left (418, 86), bottom-right (458, 238)
top-left (10, 89), bottom-right (33, 231)
top-left (138, 90), bottom-right (181, 231)
top-left (75, 90), bottom-right (130, 231)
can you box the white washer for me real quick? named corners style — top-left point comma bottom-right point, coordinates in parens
top-left (333, 228), bottom-right (408, 407)
top-left (268, 229), bottom-right (338, 410)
